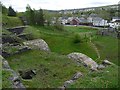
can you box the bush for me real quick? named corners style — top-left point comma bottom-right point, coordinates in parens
top-left (54, 23), bottom-right (64, 31)
top-left (73, 33), bottom-right (82, 44)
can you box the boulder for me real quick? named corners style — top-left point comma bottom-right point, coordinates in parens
top-left (2, 60), bottom-right (11, 69)
top-left (18, 69), bottom-right (36, 79)
top-left (71, 72), bottom-right (83, 80)
top-left (12, 76), bottom-right (21, 85)
top-left (67, 52), bottom-right (98, 70)
top-left (97, 64), bottom-right (105, 70)
top-left (102, 60), bottom-right (114, 66)
top-left (23, 39), bottom-right (50, 52)
top-left (64, 80), bottom-right (74, 87)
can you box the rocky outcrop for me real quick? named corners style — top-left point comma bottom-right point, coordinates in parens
top-left (6, 26), bottom-right (27, 35)
top-left (67, 52), bottom-right (98, 71)
top-left (60, 72), bottom-right (83, 89)
top-left (97, 64), bottom-right (105, 70)
top-left (23, 39), bottom-right (50, 52)
top-left (102, 60), bottom-right (114, 66)
top-left (2, 56), bottom-right (26, 89)
top-left (18, 69), bottom-right (36, 79)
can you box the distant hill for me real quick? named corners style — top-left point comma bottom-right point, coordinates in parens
top-left (46, 4), bottom-right (119, 14)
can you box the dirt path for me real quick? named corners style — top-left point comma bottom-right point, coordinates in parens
top-left (89, 37), bottom-right (100, 60)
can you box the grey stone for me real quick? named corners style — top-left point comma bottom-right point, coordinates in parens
top-left (18, 69), bottom-right (36, 79)
top-left (2, 60), bottom-right (11, 69)
top-left (23, 39), bottom-right (50, 52)
top-left (64, 80), bottom-right (74, 87)
top-left (97, 64), bottom-right (105, 70)
top-left (67, 52), bottom-right (98, 70)
top-left (59, 86), bottom-right (65, 90)
top-left (102, 60), bottom-right (114, 65)
top-left (71, 72), bottom-right (83, 80)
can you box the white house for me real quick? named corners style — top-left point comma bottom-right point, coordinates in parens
top-left (111, 17), bottom-right (120, 22)
top-left (87, 14), bottom-right (98, 23)
top-left (109, 20), bottom-right (120, 29)
top-left (109, 17), bottom-right (120, 29)
top-left (87, 14), bottom-right (109, 26)
top-left (58, 17), bottom-right (68, 25)
top-left (92, 17), bottom-right (109, 26)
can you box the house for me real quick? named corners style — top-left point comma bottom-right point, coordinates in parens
top-left (87, 13), bottom-right (98, 23)
top-left (58, 17), bottom-right (68, 25)
top-left (111, 17), bottom-right (120, 22)
top-left (109, 20), bottom-right (120, 29)
top-left (67, 17), bottom-right (80, 25)
top-left (79, 17), bottom-right (92, 25)
top-left (92, 17), bottom-right (109, 27)
top-left (109, 17), bottom-right (120, 29)
top-left (87, 14), bottom-right (109, 27)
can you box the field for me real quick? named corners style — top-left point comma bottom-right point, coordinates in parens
top-left (2, 22), bottom-right (119, 88)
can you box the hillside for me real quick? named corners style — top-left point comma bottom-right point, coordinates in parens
top-left (2, 24), bottom-right (119, 88)
top-left (2, 15), bottom-right (23, 28)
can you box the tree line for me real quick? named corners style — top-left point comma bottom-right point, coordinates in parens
top-left (25, 4), bottom-right (44, 26)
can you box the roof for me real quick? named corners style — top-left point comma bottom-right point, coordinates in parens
top-left (112, 17), bottom-right (120, 19)
top-left (79, 17), bottom-right (87, 23)
top-left (89, 13), bottom-right (98, 17)
top-left (113, 20), bottom-right (120, 22)
top-left (93, 17), bottom-right (103, 21)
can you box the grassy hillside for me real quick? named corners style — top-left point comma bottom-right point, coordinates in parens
top-left (2, 25), bottom-right (119, 88)
top-left (69, 65), bottom-right (118, 88)
top-left (2, 15), bottom-right (23, 28)
top-left (93, 36), bottom-right (119, 65)
top-left (6, 50), bottom-right (119, 88)
top-left (24, 26), bottom-right (98, 60)
top-left (6, 50), bottom-right (89, 88)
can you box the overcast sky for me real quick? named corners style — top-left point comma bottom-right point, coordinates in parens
top-left (1, 0), bottom-right (119, 12)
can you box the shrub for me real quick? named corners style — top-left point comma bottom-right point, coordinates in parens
top-left (53, 23), bottom-right (64, 31)
top-left (73, 33), bottom-right (82, 44)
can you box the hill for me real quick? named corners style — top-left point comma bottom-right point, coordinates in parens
top-left (2, 25), bottom-right (119, 88)
top-left (2, 15), bottom-right (23, 28)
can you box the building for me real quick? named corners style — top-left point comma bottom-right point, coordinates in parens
top-left (92, 17), bottom-right (109, 26)
top-left (109, 19), bottom-right (120, 29)
top-left (87, 14), bottom-right (109, 27)
top-left (67, 17), bottom-right (80, 25)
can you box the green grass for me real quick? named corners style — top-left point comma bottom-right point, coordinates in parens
top-left (0, 56), bottom-right (2, 89)
top-left (3, 25), bottom-right (119, 88)
top-left (68, 65), bottom-right (119, 88)
top-left (24, 26), bottom-right (98, 60)
top-left (93, 35), bottom-right (119, 65)
top-left (2, 70), bottom-right (13, 88)
top-left (6, 50), bottom-right (89, 88)
top-left (65, 26), bottom-right (98, 33)
top-left (2, 15), bottom-right (23, 28)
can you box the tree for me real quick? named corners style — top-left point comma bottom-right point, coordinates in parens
top-left (8, 6), bottom-right (16, 16)
top-left (25, 4), bottom-right (45, 26)
top-left (0, 2), bottom-right (8, 15)
top-left (38, 8), bottom-right (44, 26)
top-left (25, 4), bottom-right (35, 25)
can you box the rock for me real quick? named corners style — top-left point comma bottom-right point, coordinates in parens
top-left (23, 39), bottom-right (50, 52)
top-left (64, 80), bottom-right (74, 87)
top-left (71, 72), bottom-right (83, 80)
top-left (2, 60), bottom-right (11, 69)
top-left (67, 52), bottom-right (98, 70)
top-left (97, 64), bottom-right (105, 70)
top-left (102, 60), bottom-right (114, 66)
top-left (18, 69), bottom-right (36, 79)
top-left (59, 86), bottom-right (65, 90)
top-left (12, 76), bottom-right (20, 85)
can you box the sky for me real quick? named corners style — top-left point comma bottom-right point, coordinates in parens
top-left (1, 0), bottom-right (119, 12)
